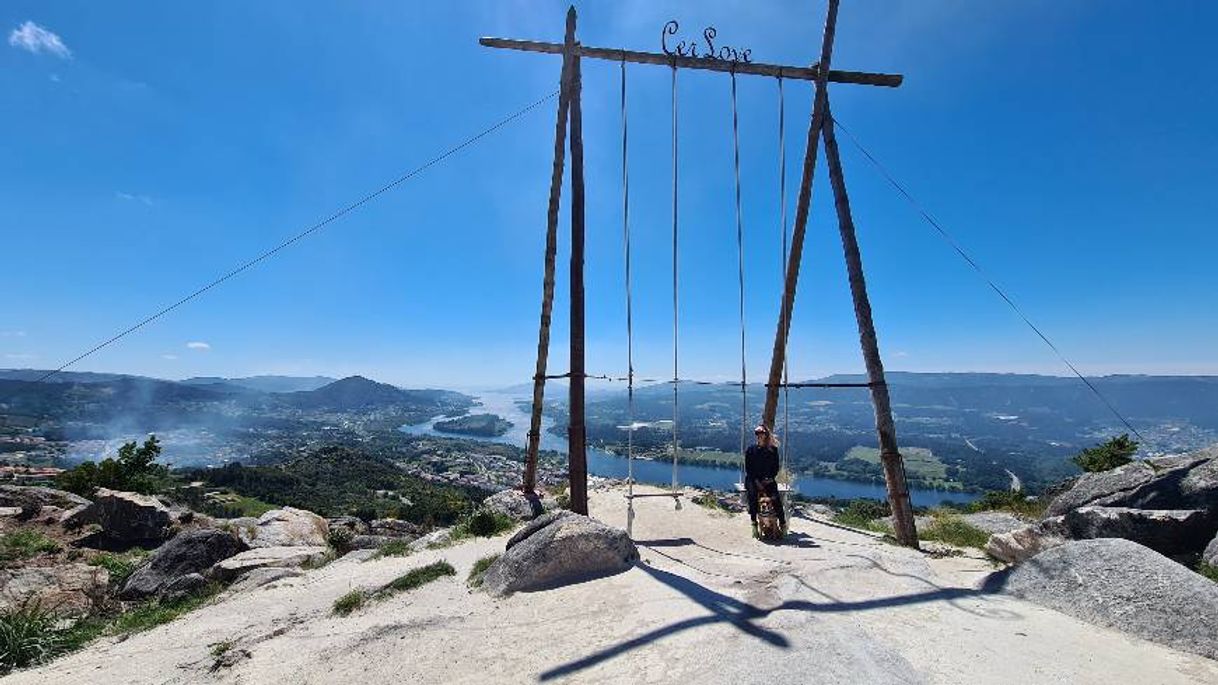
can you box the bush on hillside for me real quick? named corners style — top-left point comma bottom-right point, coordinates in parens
top-left (1072, 434), bottom-right (1138, 473)
top-left (57, 436), bottom-right (170, 497)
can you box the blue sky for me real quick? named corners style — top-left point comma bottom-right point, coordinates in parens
top-left (2, 1), bottom-right (1215, 388)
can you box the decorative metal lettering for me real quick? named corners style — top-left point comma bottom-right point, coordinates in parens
top-left (661, 20), bottom-right (752, 64)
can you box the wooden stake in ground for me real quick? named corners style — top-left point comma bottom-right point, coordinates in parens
top-left (566, 6), bottom-right (589, 516)
top-left (822, 103), bottom-right (918, 548)
top-left (521, 16), bottom-right (574, 496)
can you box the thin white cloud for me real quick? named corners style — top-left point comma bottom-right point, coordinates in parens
top-left (8, 21), bottom-right (71, 59)
top-left (161, 354), bottom-right (178, 360)
top-left (0, 331), bottom-right (26, 338)
top-left (4, 353), bottom-right (36, 361)
top-left (893, 351), bottom-right (910, 358)
top-left (185, 341), bottom-right (211, 351)
top-left (116, 192), bottom-right (154, 206)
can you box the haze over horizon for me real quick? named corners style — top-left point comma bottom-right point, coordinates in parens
top-left (3, 1), bottom-right (1216, 387)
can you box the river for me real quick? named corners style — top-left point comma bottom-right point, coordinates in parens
top-left (401, 391), bottom-right (976, 507)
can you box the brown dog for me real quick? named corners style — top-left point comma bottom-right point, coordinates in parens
top-left (756, 488), bottom-right (783, 541)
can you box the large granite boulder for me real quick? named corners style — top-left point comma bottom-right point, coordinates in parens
top-left (1062, 506), bottom-right (1216, 558)
top-left (986, 538), bottom-right (1218, 660)
top-left (64, 488), bottom-right (175, 548)
top-left (960, 511), bottom-right (1030, 536)
top-left (0, 485), bottom-right (88, 513)
top-left (0, 564), bottom-right (109, 616)
top-left (229, 507), bottom-right (328, 548)
top-left (984, 516), bottom-right (1069, 564)
top-left (209, 546), bottom-right (328, 582)
top-left (481, 510), bottom-right (637, 597)
top-left (327, 516), bottom-right (369, 536)
top-left (1046, 448), bottom-right (1217, 517)
top-left (482, 489), bottom-right (557, 522)
top-left (120, 529), bottom-right (247, 600)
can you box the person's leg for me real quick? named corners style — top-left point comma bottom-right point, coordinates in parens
top-left (746, 480), bottom-right (759, 522)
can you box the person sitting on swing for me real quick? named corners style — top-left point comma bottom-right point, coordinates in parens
top-left (745, 424), bottom-right (786, 538)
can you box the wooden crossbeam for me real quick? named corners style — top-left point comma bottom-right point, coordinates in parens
top-left (479, 37), bottom-right (902, 87)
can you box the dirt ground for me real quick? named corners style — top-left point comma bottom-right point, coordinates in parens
top-left (9, 484), bottom-right (1218, 684)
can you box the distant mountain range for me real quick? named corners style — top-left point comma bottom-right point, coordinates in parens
top-left (0, 370), bottom-right (473, 441)
top-left (181, 375), bottom-right (337, 393)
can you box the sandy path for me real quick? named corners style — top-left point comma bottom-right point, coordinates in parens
top-left (10, 484), bottom-right (1218, 684)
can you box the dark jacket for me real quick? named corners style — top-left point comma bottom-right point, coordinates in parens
top-left (744, 443), bottom-right (780, 483)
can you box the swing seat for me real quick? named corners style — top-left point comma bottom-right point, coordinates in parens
top-left (733, 482), bottom-right (792, 493)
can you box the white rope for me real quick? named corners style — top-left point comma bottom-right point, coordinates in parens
top-left (730, 69), bottom-right (748, 485)
top-left (669, 64), bottom-right (681, 500)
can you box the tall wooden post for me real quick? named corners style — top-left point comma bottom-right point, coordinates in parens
top-left (521, 10), bottom-right (575, 495)
top-left (566, 6), bottom-right (589, 516)
top-left (761, 0), bottom-right (839, 430)
top-left (822, 105), bottom-right (918, 548)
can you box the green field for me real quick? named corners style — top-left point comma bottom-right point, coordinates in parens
top-left (844, 445), bottom-right (956, 487)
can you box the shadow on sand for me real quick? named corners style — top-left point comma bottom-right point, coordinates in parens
top-left (538, 547), bottom-right (1017, 681)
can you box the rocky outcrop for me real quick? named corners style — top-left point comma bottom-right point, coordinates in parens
top-left (482, 489), bottom-right (557, 522)
top-left (369, 518), bottom-right (423, 538)
top-left (326, 516), bottom-right (369, 536)
top-left (120, 529), bottom-right (247, 600)
top-left (1062, 506), bottom-right (1216, 558)
top-left (988, 538), bottom-right (1218, 660)
top-left (1204, 534), bottom-right (1218, 567)
top-left (0, 485), bottom-right (89, 513)
top-left (64, 488), bottom-right (175, 548)
top-left (0, 564), bottom-right (109, 616)
top-left (481, 511), bottom-right (637, 597)
top-left (984, 517), bottom-right (1069, 564)
top-left (209, 546), bottom-right (328, 582)
top-left (960, 511), bottom-right (1030, 536)
top-left (228, 508), bottom-right (328, 549)
top-left (1045, 448), bottom-right (1218, 517)
top-left (158, 573), bottom-right (209, 602)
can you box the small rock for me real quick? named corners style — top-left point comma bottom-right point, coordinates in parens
top-left (984, 516), bottom-right (1069, 564)
top-left (986, 538), bottom-right (1218, 660)
top-left (369, 518), bottom-right (423, 537)
top-left (327, 516), bottom-right (369, 536)
top-left (350, 535), bottom-right (398, 550)
top-left (159, 573), bottom-right (209, 602)
top-left (408, 528), bottom-right (454, 552)
top-left (209, 546), bottom-right (328, 582)
top-left (482, 511), bottom-right (638, 596)
top-left (1203, 534), bottom-right (1218, 568)
top-left (120, 529), bottom-right (247, 600)
top-left (482, 489), bottom-right (556, 522)
top-left (0, 507), bottom-right (23, 517)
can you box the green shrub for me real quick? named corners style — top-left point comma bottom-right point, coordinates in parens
top-left (919, 513), bottom-right (990, 549)
top-left (332, 590), bottom-right (366, 616)
top-left (449, 509), bottom-right (515, 543)
top-left (692, 494), bottom-right (727, 514)
top-left (1072, 434), bottom-right (1138, 473)
top-left (57, 436), bottom-right (171, 496)
top-left (0, 600), bottom-right (64, 673)
top-left (0, 530), bottom-right (61, 562)
top-left (327, 527), bottom-right (355, 555)
top-left (1199, 563), bottom-right (1218, 583)
top-left (467, 554), bottom-right (500, 588)
top-left (372, 540), bottom-right (412, 560)
top-left (834, 499), bottom-right (892, 533)
top-left (87, 550), bottom-right (148, 586)
top-left (967, 490), bottom-right (1044, 519)
top-left (385, 561), bottom-right (455, 594)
